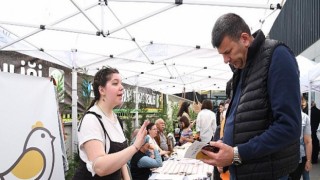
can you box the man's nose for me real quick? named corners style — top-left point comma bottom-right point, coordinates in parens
top-left (223, 54), bottom-right (230, 64)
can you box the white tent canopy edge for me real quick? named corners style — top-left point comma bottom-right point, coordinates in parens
top-left (0, 0), bottom-right (285, 154)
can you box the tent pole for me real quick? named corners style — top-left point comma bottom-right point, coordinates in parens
top-left (308, 81), bottom-right (312, 118)
top-left (71, 50), bottom-right (78, 154)
top-left (109, 0), bottom-right (276, 9)
top-left (108, 4), bottom-right (176, 35)
top-left (69, 0), bottom-right (100, 31)
top-left (108, 6), bottom-right (154, 64)
top-left (0, 2), bottom-right (98, 50)
top-left (135, 86), bottom-right (139, 128)
top-left (100, 0), bottom-right (106, 32)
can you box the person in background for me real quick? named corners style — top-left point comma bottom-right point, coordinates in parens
top-left (311, 101), bottom-right (320, 164)
top-left (130, 136), bottom-right (162, 180)
top-left (179, 116), bottom-right (194, 145)
top-left (154, 118), bottom-right (173, 152)
top-left (175, 101), bottom-right (192, 145)
top-left (177, 101), bottom-right (191, 120)
top-left (195, 99), bottom-right (216, 143)
top-left (288, 105), bottom-right (312, 179)
top-left (202, 13), bottom-right (301, 179)
top-left (216, 102), bottom-right (225, 127)
top-left (213, 99), bottom-right (231, 180)
top-left (301, 96), bottom-right (308, 114)
top-left (146, 123), bottom-right (170, 158)
top-left (73, 67), bottom-right (149, 179)
top-left (318, 124), bottom-right (320, 141)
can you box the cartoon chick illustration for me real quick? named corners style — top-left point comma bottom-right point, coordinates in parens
top-left (0, 121), bottom-right (55, 180)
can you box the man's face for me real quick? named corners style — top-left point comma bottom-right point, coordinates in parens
top-left (217, 33), bottom-right (250, 69)
top-left (157, 121), bottom-right (165, 132)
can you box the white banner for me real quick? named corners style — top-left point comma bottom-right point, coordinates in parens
top-left (0, 72), bottom-right (65, 180)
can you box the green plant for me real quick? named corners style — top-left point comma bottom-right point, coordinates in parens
top-left (80, 74), bottom-right (92, 110)
top-left (189, 108), bottom-right (198, 131)
top-left (121, 88), bottom-right (136, 145)
top-left (138, 94), bottom-right (148, 125)
top-left (56, 73), bottom-right (65, 103)
top-left (170, 102), bottom-right (179, 132)
top-left (65, 152), bottom-right (80, 180)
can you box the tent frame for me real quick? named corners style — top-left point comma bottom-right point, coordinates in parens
top-left (0, 0), bottom-right (283, 154)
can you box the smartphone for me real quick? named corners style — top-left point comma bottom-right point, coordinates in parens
top-left (202, 144), bottom-right (219, 153)
top-left (195, 144), bottom-right (219, 160)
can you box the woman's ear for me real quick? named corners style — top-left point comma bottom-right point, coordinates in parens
top-left (98, 85), bottom-right (106, 96)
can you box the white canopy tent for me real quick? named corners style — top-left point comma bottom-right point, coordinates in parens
top-left (306, 62), bottom-right (320, 116)
top-left (297, 55), bottom-right (320, 94)
top-left (0, 0), bottom-right (286, 153)
top-left (0, 0), bottom-right (285, 94)
top-left (297, 55), bottom-right (318, 93)
top-left (297, 55), bottom-right (320, 117)
top-left (307, 62), bottom-right (320, 93)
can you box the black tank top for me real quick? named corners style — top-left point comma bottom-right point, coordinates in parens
top-left (73, 111), bottom-right (127, 180)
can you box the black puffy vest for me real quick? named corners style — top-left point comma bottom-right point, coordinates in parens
top-left (229, 30), bottom-right (299, 180)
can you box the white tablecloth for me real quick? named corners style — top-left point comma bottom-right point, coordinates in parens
top-left (149, 142), bottom-right (214, 180)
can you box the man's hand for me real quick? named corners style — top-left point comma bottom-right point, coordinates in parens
top-left (200, 141), bottom-right (234, 167)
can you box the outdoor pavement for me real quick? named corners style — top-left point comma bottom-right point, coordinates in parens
top-left (309, 161), bottom-right (320, 180)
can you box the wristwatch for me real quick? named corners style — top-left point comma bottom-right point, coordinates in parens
top-left (233, 146), bottom-right (242, 165)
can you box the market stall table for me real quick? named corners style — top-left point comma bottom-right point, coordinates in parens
top-left (149, 142), bottom-right (214, 180)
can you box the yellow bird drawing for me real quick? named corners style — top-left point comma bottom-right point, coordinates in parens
top-left (0, 121), bottom-right (55, 180)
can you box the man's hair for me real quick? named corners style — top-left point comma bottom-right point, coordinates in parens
top-left (211, 13), bottom-right (251, 48)
top-left (155, 118), bottom-right (164, 125)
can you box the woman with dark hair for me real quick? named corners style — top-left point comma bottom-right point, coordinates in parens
top-left (73, 67), bottom-right (149, 180)
top-left (146, 123), bottom-right (170, 158)
top-left (195, 99), bottom-right (216, 143)
top-left (179, 116), bottom-right (194, 145)
top-left (177, 101), bottom-right (191, 119)
top-left (175, 101), bottom-right (191, 145)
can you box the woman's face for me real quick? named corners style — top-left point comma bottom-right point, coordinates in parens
top-left (100, 73), bottom-right (124, 107)
top-left (218, 105), bottom-right (224, 112)
top-left (148, 125), bottom-right (158, 138)
top-left (179, 122), bottom-right (185, 129)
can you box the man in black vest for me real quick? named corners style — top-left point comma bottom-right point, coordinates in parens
top-left (201, 13), bottom-right (301, 180)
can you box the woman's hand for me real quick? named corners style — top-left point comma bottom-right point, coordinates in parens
top-left (133, 120), bottom-right (149, 149)
top-left (179, 136), bottom-right (186, 143)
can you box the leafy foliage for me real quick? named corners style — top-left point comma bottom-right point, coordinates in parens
top-left (170, 102), bottom-right (180, 131)
top-left (55, 73), bottom-right (65, 103)
top-left (121, 89), bottom-right (136, 145)
top-left (80, 74), bottom-right (92, 110)
top-left (65, 152), bottom-right (80, 180)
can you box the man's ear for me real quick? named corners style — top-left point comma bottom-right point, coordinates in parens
top-left (240, 32), bottom-right (250, 47)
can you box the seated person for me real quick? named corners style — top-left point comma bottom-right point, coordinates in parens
top-left (154, 118), bottom-right (173, 152)
top-left (130, 136), bottom-right (162, 180)
top-left (179, 116), bottom-right (194, 145)
top-left (174, 125), bottom-right (181, 146)
top-left (146, 123), bottom-right (170, 158)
